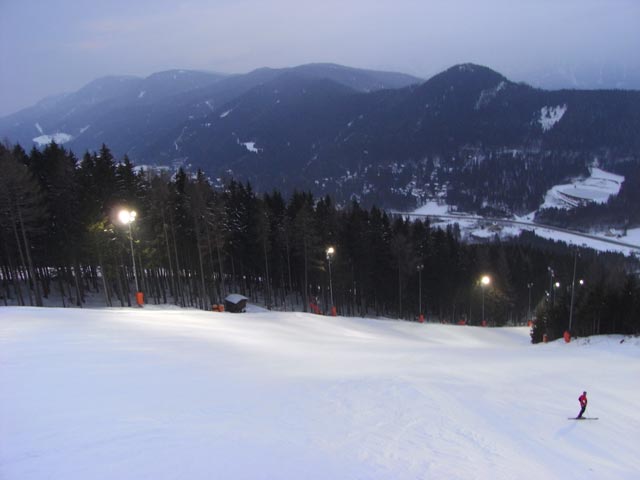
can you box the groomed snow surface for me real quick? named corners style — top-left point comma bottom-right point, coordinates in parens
top-left (540, 168), bottom-right (624, 210)
top-left (1, 307), bottom-right (639, 480)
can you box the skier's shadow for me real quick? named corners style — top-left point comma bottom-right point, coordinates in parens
top-left (554, 421), bottom-right (578, 439)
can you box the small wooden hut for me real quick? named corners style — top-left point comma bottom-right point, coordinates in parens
top-left (224, 293), bottom-right (248, 313)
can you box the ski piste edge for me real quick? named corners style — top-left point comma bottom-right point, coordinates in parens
top-left (567, 417), bottom-right (598, 420)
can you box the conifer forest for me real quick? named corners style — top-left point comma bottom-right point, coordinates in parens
top-left (1, 141), bottom-right (639, 342)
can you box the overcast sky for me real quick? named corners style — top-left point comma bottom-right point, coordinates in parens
top-left (1, 0), bottom-right (639, 116)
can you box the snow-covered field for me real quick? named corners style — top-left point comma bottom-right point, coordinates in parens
top-left (1, 307), bottom-right (639, 480)
top-left (32, 132), bottom-right (73, 146)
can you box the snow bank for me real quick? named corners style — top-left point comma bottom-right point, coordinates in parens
top-left (32, 132), bottom-right (73, 146)
top-left (539, 104), bottom-right (567, 131)
top-left (412, 200), bottom-right (451, 216)
top-left (242, 141), bottom-right (260, 153)
top-left (1, 307), bottom-right (638, 479)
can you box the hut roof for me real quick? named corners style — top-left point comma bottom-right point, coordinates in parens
top-left (225, 294), bottom-right (248, 304)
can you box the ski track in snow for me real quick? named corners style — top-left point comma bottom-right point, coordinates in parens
top-left (1, 307), bottom-right (639, 480)
top-left (173, 126), bottom-right (187, 151)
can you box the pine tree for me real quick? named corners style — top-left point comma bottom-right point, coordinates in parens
top-left (0, 148), bottom-right (47, 306)
top-left (186, 170), bottom-right (214, 309)
top-left (37, 142), bottom-right (84, 304)
top-left (289, 191), bottom-right (321, 312)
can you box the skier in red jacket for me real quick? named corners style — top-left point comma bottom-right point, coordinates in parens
top-left (577, 391), bottom-right (588, 419)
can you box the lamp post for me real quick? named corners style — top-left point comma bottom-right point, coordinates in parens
top-left (527, 282), bottom-right (533, 325)
top-left (118, 209), bottom-right (140, 294)
top-left (326, 247), bottom-right (335, 314)
top-left (417, 264), bottom-right (424, 321)
top-left (481, 275), bottom-right (490, 325)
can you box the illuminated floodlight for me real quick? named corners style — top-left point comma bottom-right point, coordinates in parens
top-left (118, 209), bottom-right (137, 225)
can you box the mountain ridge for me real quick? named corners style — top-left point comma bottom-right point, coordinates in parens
top-left (1, 62), bottom-right (639, 220)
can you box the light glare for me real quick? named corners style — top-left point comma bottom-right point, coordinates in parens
top-left (118, 209), bottom-right (137, 225)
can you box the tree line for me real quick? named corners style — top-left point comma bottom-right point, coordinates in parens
top-left (1, 141), bottom-right (639, 341)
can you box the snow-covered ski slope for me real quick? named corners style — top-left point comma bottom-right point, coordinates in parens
top-left (1, 307), bottom-right (639, 480)
top-left (540, 168), bottom-right (625, 210)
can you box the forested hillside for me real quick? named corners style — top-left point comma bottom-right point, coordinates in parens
top-left (2, 64), bottom-right (639, 218)
top-left (1, 142), bottom-right (639, 341)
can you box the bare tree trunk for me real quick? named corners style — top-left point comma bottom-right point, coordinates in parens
top-left (170, 224), bottom-right (185, 307)
top-left (0, 264), bottom-right (10, 305)
top-left (2, 240), bottom-right (24, 305)
top-left (11, 216), bottom-right (33, 306)
top-left (263, 235), bottom-right (271, 309)
top-left (215, 234), bottom-right (226, 300)
top-left (160, 268), bottom-right (167, 304)
top-left (40, 267), bottom-right (51, 299)
top-left (96, 249), bottom-right (111, 307)
top-left (72, 261), bottom-right (83, 307)
top-left (113, 266), bottom-right (125, 307)
top-left (197, 235), bottom-right (207, 310)
top-left (119, 254), bottom-right (131, 307)
top-left (57, 267), bottom-right (67, 307)
top-left (302, 236), bottom-right (309, 312)
top-left (162, 216), bottom-right (176, 298)
top-left (398, 266), bottom-right (402, 319)
top-left (205, 223), bottom-right (221, 304)
top-left (16, 207), bottom-right (42, 306)
top-left (285, 235), bottom-right (293, 295)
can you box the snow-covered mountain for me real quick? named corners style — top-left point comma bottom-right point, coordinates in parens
top-left (1, 63), bottom-right (639, 221)
top-left (0, 64), bottom-right (420, 154)
top-left (2, 306), bottom-right (639, 479)
top-left (0, 70), bottom-right (228, 154)
top-left (159, 63), bottom-right (640, 217)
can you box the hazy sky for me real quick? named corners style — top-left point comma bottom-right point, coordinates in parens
top-left (1, 0), bottom-right (638, 116)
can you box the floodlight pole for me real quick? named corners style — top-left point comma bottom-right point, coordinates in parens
top-left (128, 220), bottom-right (139, 292)
top-left (482, 285), bottom-right (486, 324)
top-left (119, 209), bottom-right (140, 294)
top-left (481, 275), bottom-right (490, 325)
top-left (417, 264), bottom-right (424, 318)
top-left (326, 247), bottom-right (334, 309)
